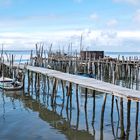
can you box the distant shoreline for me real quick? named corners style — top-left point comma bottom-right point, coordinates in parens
top-left (0, 50), bottom-right (140, 54)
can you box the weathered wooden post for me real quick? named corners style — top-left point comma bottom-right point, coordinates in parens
top-left (92, 62), bottom-right (95, 76)
top-left (120, 98), bottom-right (125, 139)
top-left (76, 84), bottom-right (79, 112)
top-left (126, 100), bottom-right (131, 140)
top-left (84, 88), bottom-right (88, 109)
top-left (46, 76), bottom-right (50, 94)
top-left (66, 82), bottom-right (72, 110)
top-left (100, 94), bottom-right (107, 140)
top-left (69, 84), bottom-right (73, 111)
top-left (135, 102), bottom-right (139, 140)
top-left (136, 66), bottom-right (139, 90)
top-left (51, 78), bottom-right (58, 106)
top-left (37, 73), bottom-right (40, 94)
top-left (97, 61), bottom-right (100, 79)
top-left (111, 95), bottom-right (115, 137)
top-left (43, 75), bottom-right (46, 94)
top-left (92, 90), bottom-right (96, 136)
top-left (30, 50), bottom-right (33, 66)
top-left (76, 84), bottom-right (80, 130)
top-left (61, 80), bottom-right (65, 107)
top-left (31, 71), bottom-right (34, 94)
top-left (27, 70), bottom-right (30, 94)
top-left (115, 98), bottom-right (120, 120)
top-left (85, 98), bottom-right (89, 132)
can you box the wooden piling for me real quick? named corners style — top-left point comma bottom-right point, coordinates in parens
top-left (76, 84), bottom-right (79, 112)
top-left (135, 102), bottom-right (139, 140)
top-left (100, 94), bottom-right (107, 140)
top-left (126, 100), bottom-right (131, 140)
top-left (120, 98), bottom-right (125, 139)
top-left (51, 78), bottom-right (58, 106)
top-left (84, 88), bottom-right (88, 109)
top-left (66, 82), bottom-right (72, 110)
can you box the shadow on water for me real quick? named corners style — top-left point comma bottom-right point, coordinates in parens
top-left (1, 50), bottom-right (140, 140)
top-left (0, 77), bottom-right (140, 140)
top-left (22, 95), bottom-right (94, 140)
top-left (0, 90), bottom-right (94, 140)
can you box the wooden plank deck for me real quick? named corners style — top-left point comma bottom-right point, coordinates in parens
top-left (4, 62), bottom-right (140, 101)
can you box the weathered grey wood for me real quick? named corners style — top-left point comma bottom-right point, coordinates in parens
top-left (111, 95), bottom-right (115, 138)
top-left (115, 99), bottom-right (120, 121)
top-left (85, 88), bottom-right (88, 109)
top-left (27, 69), bottom-right (30, 94)
top-left (126, 100), bottom-right (131, 140)
top-left (66, 82), bottom-right (72, 110)
top-left (76, 84), bottom-right (79, 112)
top-left (61, 80), bottom-right (65, 106)
top-left (100, 94), bottom-right (107, 140)
top-left (135, 102), bottom-right (139, 140)
top-left (92, 90), bottom-right (96, 136)
top-left (3, 62), bottom-right (140, 101)
top-left (51, 78), bottom-right (57, 106)
top-left (120, 98), bottom-right (125, 138)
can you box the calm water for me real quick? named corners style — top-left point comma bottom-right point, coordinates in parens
top-left (1, 50), bottom-right (140, 62)
top-left (106, 52), bottom-right (140, 60)
top-left (0, 50), bottom-right (140, 140)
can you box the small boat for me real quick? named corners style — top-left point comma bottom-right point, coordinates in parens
top-left (0, 77), bottom-right (23, 91)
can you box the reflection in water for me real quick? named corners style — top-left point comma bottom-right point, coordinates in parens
top-left (100, 94), bottom-right (107, 140)
top-left (84, 88), bottom-right (89, 132)
top-left (111, 95), bottom-right (115, 138)
top-left (21, 95), bottom-right (94, 140)
top-left (11, 98), bottom-right (16, 109)
top-left (92, 90), bottom-right (96, 139)
top-left (115, 98), bottom-right (120, 138)
top-left (126, 100), bottom-right (131, 140)
top-left (76, 84), bottom-right (79, 130)
top-left (61, 80), bottom-right (65, 110)
top-left (1, 93), bottom-right (5, 120)
top-left (135, 102), bottom-right (139, 140)
top-left (85, 102), bottom-right (89, 132)
top-left (0, 79), bottom-right (139, 140)
top-left (120, 98), bottom-right (125, 139)
top-left (76, 109), bottom-right (79, 131)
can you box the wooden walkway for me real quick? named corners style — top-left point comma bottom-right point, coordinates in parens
top-left (4, 62), bottom-right (140, 101)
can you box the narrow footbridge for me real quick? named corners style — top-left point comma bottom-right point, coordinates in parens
top-left (3, 62), bottom-right (140, 101)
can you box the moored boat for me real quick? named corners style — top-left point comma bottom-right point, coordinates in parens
top-left (0, 77), bottom-right (23, 91)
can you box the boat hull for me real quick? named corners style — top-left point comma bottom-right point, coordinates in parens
top-left (0, 77), bottom-right (23, 91)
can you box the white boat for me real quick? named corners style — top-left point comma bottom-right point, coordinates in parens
top-left (0, 77), bottom-right (23, 91)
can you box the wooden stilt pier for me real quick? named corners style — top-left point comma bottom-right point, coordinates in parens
top-left (3, 62), bottom-right (140, 102)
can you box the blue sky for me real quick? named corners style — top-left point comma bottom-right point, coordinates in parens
top-left (1, 0), bottom-right (140, 51)
top-left (0, 0), bottom-right (137, 31)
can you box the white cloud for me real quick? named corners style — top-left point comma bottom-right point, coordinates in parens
top-left (89, 13), bottom-right (99, 21)
top-left (69, 30), bottom-right (140, 51)
top-left (1, 29), bottom-right (140, 51)
top-left (106, 19), bottom-right (118, 27)
top-left (113, 0), bottom-right (140, 5)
